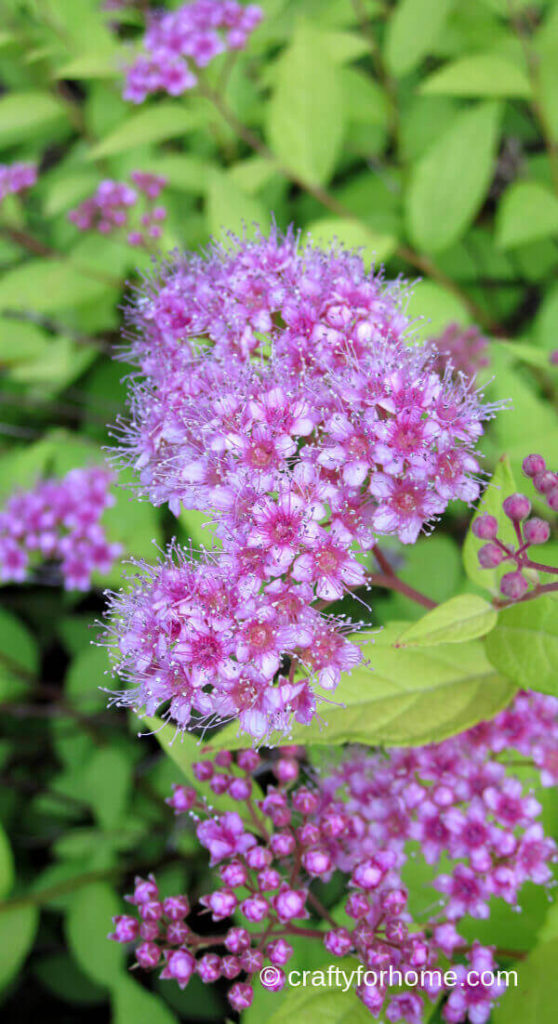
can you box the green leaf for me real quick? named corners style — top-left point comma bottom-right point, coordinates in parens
top-left (87, 103), bottom-right (203, 159)
top-left (485, 596), bottom-right (558, 697)
top-left (263, 961), bottom-right (383, 1024)
top-left (83, 749), bottom-right (132, 831)
top-left (139, 154), bottom-right (212, 194)
top-left (205, 168), bottom-right (269, 239)
top-left (0, 259), bottom-right (109, 315)
top-left (0, 905), bottom-right (39, 991)
top-left (0, 823), bottom-right (14, 900)
top-left (496, 181), bottom-right (558, 248)
top-left (34, 953), bottom-right (106, 1005)
top-left (267, 22), bottom-right (345, 186)
top-left (305, 218), bottom-right (396, 264)
top-left (396, 595), bottom-right (498, 647)
top-left (405, 280), bottom-right (471, 341)
top-left (463, 455), bottom-right (518, 593)
top-left (112, 974), bottom-right (180, 1024)
top-left (406, 101), bottom-right (501, 253)
top-left (492, 937), bottom-right (558, 1024)
top-left (0, 91), bottom-right (67, 145)
top-left (210, 627), bottom-right (516, 750)
top-left (0, 606), bottom-right (37, 702)
top-left (65, 882), bottom-right (124, 987)
top-left (421, 53), bottom-right (532, 98)
top-left (384, 0), bottom-right (454, 77)
top-left (55, 47), bottom-right (122, 80)
top-left (65, 645), bottom-right (111, 714)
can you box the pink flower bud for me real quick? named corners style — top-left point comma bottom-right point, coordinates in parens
top-left (196, 953), bottom-right (221, 983)
top-left (135, 941), bottom-right (160, 969)
top-left (523, 518), bottom-right (550, 545)
top-left (472, 514), bottom-right (498, 540)
top-left (478, 543), bottom-right (504, 568)
top-left (500, 571), bottom-right (529, 600)
top-left (273, 886), bottom-right (307, 922)
top-left (267, 938), bottom-right (293, 965)
top-left (167, 784), bottom-right (197, 813)
top-left (324, 928), bottom-right (353, 956)
top-left (522, 454), bottom-right (546, 477)
top-left (221, 954), bottom-right (241, 979)
top-left (302, 847), bottom-right (332, 877)
top-left (351, 858), bottom-right (384, 890)
top-left (225, 927), bottom-right (251, 954)
top-left (109, 915), bottom-right (139, 942)
top-left (502, 493), bottom-right (531, 521)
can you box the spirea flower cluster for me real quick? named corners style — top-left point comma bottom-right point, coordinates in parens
top-left (106, 227), bottom-right (495, 740)
top-left (123, 0), bottom-right (263, 103)
top-left (109, 690), bottom-right (558, 1022)
top-left (68, 171), bottom-right (167, 247)
top-left (0, 160), bottom-right (37, 203)
top-left (474, 453), bottom-right (557, 601)
top-left (0, 466), bottom-right (122, 589)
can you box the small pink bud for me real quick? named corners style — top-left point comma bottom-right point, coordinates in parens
top-left (478, 543), bottom-right (505, 568)
top-left (472, 514), bottom-right (498, 540)
top-left (502, 493), bottom-right (531, 521)
top-left (534, 470), bottom-right (558, 494)
top-left (500, 571), bottom-right (529, 600)
top-left (522, 454), bottom-right (546, 478)
top-left (523, 518), bottom-right (550, 545)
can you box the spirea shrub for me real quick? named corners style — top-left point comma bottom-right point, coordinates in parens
top-left (105, 227), bottom-right (496, 741)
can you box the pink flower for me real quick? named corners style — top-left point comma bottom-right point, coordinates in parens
top-left (197, 812), bottom-right (256, 865)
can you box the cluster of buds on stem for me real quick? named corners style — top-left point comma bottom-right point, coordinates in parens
top-left (473, 453), bottom-right (557, 601)
top-left (109, 689), bottom-right (557, 1022)
top-left (68, 171), bottom-right (167, 248)
top-left (0, 160), bottom-right (37, 204)
top-left (0, 466), bottom-right (122, 589)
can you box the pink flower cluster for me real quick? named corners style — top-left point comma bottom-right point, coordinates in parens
top-left (0, 467), bottom-right (122, 590)
top-left (0, 161), bottom-right (37, 203)
top-left (68, 171), bottom-right (167, 247)
top-left (430, 323), bottom-right (490, 381)
top-left (107, 228), bottom-right (495, 739)
top-left (109, 690), bottom-right (557, 1022)
top-left (123, 0), bottom-right (263, 103)
top-left (106, 543), bottom-right (361, 741)
top-left (473, 452), bottom-right (557, 600)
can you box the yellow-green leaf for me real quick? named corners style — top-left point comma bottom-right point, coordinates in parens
top-left (396, 595), bottom-right (497, 647)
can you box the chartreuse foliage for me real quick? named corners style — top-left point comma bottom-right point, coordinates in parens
top-left (0, 0), bottom-right (558, 1021)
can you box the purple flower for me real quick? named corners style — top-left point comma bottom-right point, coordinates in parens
top-left (123, 1), bottom-right (263, 103)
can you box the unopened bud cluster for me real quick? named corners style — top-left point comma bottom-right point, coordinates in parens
top-left (473, 453), bottom-right (557, 600)
top-left (68, 171), bottom-right (167, 247)
top-left (109, 691), bottom-right (557, 1022)
top-left (0, 466), bottom-right (122, 589)
top-left (123, 0), bottom-right (263, 103)
top-left (0, 160), bottom-right (37, 203)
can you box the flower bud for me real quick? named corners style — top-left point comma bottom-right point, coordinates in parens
top-left (523, 518), bottom-right (550, 545)
top-left (324, 928), bottom-right (353, 956)
top-left (500, 571), bottom-right (529, 600)
top-left (522, 454), bottom-right (546, 477)
top-left (267, 938), bottom-right (294, 965)
top-left (502, 493), bottom-right (531, 522)
top-left (472, 514), bottom-right (498, 540)
top-left (478, 543), bottom-right (504, 568)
